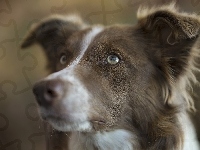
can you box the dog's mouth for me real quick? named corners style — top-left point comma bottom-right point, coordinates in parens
top-left (40, 111), bottom-right (106, 132)
top-left (41, 114), bottom-right (91, 131)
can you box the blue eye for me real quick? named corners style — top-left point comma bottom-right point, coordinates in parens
top-left (60, 55), bottom-right (67, 65)
top-left (107, 55), bottom-right (120, 65)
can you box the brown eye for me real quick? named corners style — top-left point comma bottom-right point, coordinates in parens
top-left (107, 55), bottom-right (120, 65)
top-left (60, 55), bottom-right (67, 65)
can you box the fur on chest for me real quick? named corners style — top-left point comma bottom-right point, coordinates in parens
top-left (68, 129), bottom-right (136, 150)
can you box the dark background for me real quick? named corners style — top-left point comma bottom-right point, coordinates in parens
top-left (0, 0), bottom-right (200, 149)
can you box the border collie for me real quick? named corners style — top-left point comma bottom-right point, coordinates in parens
top-left (21, 3), bottom-right (200, 150)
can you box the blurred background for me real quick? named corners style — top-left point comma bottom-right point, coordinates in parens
top-left (0, 0), bottom-right (200, 149)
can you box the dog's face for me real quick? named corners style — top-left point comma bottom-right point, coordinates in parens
top-left (21, 5), bottom-right (200, 134)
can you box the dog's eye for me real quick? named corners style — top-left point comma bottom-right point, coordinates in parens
top-left (107, 55), bottom-right (120, 65)
top-left (60, 55), bottom-right (67, 65)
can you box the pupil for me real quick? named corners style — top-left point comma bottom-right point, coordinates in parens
top-left (110, 55), bottom-right (117, 61)
top-left (62, 56), bottom-right (66, 61)
top-left (111, 56), bottom-right (116, 61)
top-left (61, 56), bottom-right (66, 64)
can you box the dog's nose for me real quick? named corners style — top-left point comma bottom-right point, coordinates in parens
top-left (32, 79), bottom-right (64, 107)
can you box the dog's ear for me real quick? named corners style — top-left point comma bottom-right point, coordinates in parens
top-left (138, 4), bottom-right (200, 82)
top-left (21, 15), bottom-right (86, 49)
top-left (21, 15), bottom-right (87, 71)
top-left (137, 4), bottom-right (200, 108)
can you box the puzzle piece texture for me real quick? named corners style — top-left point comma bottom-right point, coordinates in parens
top-left (0, 0), bottom-right (200, 150)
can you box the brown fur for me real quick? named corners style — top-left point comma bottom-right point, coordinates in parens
top-left (21, 4), bottom-right (200, 150)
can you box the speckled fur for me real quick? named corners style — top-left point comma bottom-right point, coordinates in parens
top-left (21, 3), bottom-right (200, 150)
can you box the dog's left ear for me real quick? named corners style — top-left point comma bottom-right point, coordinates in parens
top-left (137, 4), bottom-right (200, 108)
top-left (137, 4), bottom-right (200, 82)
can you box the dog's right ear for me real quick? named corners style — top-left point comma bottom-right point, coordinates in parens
top-left (21, 15), bottom-right (87, 50)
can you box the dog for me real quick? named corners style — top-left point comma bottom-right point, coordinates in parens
top-left (21, 3), bottom-right (200, 150)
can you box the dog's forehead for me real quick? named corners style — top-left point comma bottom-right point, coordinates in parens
top-left (79, 26), bottom-right (129, 59)
top-left (60, 25), bottom-right (149, 76)
top-left (80, 25), bottom-right (147, 65)
top-left (68, 26), bottom-right (104, 67)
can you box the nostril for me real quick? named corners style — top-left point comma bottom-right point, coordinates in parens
top-left (47, 88), bottom-right (57, 97)
top-left (44, 87), bottom-right (59, 101)
top-left (47, 80), bottom-right (63, 97)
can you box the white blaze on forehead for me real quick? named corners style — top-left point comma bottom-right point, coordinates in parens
top-left (81, 26), bottom-right (103, 55)
top-left (70, 25), bottom-right (104, 67)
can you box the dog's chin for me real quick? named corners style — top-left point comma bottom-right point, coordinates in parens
top-left (42, 115), bottom-right (93, 132)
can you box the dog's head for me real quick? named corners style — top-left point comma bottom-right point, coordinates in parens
top-left (21, 4), bottom-right (200, 136)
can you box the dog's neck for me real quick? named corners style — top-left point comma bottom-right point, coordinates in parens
top-left (67, 112), bottom-right (199, 150)
top-left (68, 129), bottom-right (136, 150)
top-left (45, 111), bottom-right (199, 150)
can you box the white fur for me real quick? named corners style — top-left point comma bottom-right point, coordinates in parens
top-left (40, 73), bottom-right (92, 132)
top-left (41, 26), bottom-right (103, 132)
top-left (69, 25), bottom-right (103, 67)
top-left (178, 112), bottom-right (200, 150)
top-left (69, 129), bottom-right (134, 150)
top-left (48, 120), bottom-right (92, 132)
top-left (37, 15), bottom-right (200, 149)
